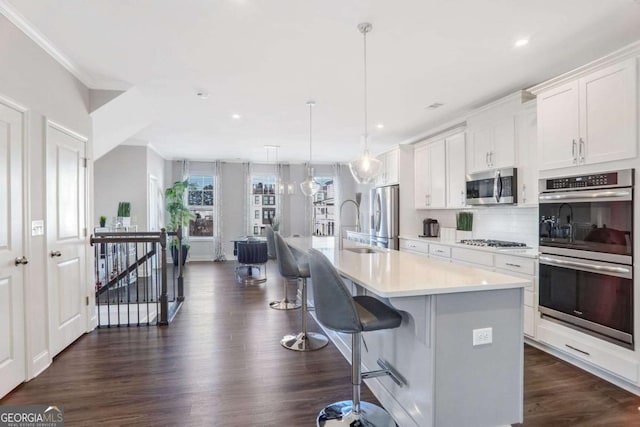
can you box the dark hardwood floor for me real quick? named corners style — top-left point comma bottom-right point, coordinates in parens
top-left (3, 261), bottom-right (640, 426)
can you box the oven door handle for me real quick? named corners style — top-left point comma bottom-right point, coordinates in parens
top-left (539, 255), bottom-right (632, 278)
top-left (539, 189), bottom-right (632, 203)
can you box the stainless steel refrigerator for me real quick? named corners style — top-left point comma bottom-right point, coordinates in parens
top-left (370, 184), bottom-right (400, 249)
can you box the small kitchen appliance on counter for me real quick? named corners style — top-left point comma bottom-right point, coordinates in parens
top-left (421, 218), bottom-right (439, 237)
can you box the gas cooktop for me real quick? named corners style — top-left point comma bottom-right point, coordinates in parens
top-left (459, 239), bottom-right (528, 248)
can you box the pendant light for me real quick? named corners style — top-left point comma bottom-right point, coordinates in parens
top-left (300, 100), bottom-right (320, 197)
top-left (274, 146), bottom-right (295, 195)
top-left (348, 22), bottom-right (382, 184)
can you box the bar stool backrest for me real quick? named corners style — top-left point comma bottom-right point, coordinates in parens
top-left (307, 248), bottom-right (361, 334)
top-left (237, 241), bottom-right (268, 265)
top-left (265, 226), bottom-right (276, 259)
top-left (274, 232), bottom-right (300, 279)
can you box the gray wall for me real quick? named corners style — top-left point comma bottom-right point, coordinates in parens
top-left (220, 162), bottom-right (246, 258)
top-left (0, 14), bottom-right (91, 379)
top-left (94, 145), bottom-right (148, 229)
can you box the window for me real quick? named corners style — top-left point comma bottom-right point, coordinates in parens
top-left (249, 175), bottom-right (278, 236)
top-left (312, 176), bottom-right (335, 236)
top-left (187, 175), bottom-right (215, 237)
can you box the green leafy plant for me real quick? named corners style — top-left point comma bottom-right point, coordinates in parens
top-left (165, 179), bottom-right (195, 249)
top-left (99, 215), bottom-right (107, 227)
top-left (117, 202), bottom-right (131, 217)
top-left (456, 212), bottom-right (473, 232)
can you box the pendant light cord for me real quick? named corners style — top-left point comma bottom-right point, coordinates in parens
top-left (363, 26), bottom-right (368, 151)
top-left (309, 102), bottom-right (313, 164)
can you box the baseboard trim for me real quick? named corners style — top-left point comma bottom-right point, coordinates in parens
top-left (29, 350), bottom-right (51, 380)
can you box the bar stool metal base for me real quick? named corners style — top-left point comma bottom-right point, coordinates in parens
top-left (269, 277), bottom-right (300, 310)
top-left (236, 266), bottom-right (267, 285)
top-left (317, 401), bottom-right (397, 426)
top-left (269, 300), bottom-right (301, 310)
top-left (280, 332), bottom-right (328, 352)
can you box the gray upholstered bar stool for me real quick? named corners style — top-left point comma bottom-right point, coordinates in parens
top-left (308, 248), bottom-right (403, 426)
top-left (274, 233), bottom-right (328, 351)
top-left (267, 226), bottom-right (300, 310)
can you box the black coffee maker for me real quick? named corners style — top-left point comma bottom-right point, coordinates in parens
top-left (422, 218), bottom-right (439, 237)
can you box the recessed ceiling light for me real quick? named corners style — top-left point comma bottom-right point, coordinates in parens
top-left (426, 102), bottom-right (444, 110)
top-left (264, 145), bottom-right (279, 149)
top-left (196, 91), bottom-right (209, 99)
top-left (376, 123), bottom-right (384, 129)
top-left (514, 38), bottom-right (529, 48)
top-left (231, 113), bottom-right (241, 120)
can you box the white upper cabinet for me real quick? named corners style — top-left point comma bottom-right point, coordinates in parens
top-left (414, 139), bottom-right (446, 209)
top-left (375, 148), bottom-right (400, 186)
top-left (415, 133), bottom-right (463, 210)
top-left (466, 99), bottom-right (520, 173)
top-left (446, 133), bottom-right (467, 208)
top-left (536, 58), bottom-right (637, 171)
top-left (515, 101), bottom-right (538, 205)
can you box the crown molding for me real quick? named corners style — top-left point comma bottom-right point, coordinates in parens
top-left (0, 0), bottom-right (97, 88)
top-left (528, 39), bottom-right (640, 94)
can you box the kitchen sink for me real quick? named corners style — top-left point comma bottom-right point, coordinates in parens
top-left (345, 247), bottom-right (378, 254)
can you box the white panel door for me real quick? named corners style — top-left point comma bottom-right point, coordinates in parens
top-left (466, 125), bottom-right (492, 173)
top-left (580, 59), bottom-right (637, 165)
top-left (46, 122), bottom-right (87, 357)
top-left (427, 140), bottom-right (446, 208)
top-left (491, 116), bottom-right (516, 169)
top-left (414, 145), bottom-right (429, 209)
top-left (446, 133), bottom-right (466, 208)
top-left (0, 101), bottom-right (25, 398)
top-left (537, 81), bottom-right (580, 170)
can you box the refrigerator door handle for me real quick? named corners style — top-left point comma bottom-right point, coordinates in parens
top-left (375, 192), bottom-right (382, 233)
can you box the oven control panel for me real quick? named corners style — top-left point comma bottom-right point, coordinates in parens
top-left (543, 170), bottom-right (633, 191)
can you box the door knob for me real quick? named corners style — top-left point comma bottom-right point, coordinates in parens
top-left (14, 256), bottom-right (28, 266)
top-left (50, 250), bottom-right (62, 257)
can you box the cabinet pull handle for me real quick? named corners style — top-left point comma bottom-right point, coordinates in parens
top-left (572, 139), bottom-right (577, 164)
top-left (579, 138), bottom-right (585, 163)
top-left (505, 262), bottom-right (521, 268)
top-left (460, 190), bottom-right (465, 206)
top-left (565, 344), bottom-right (590, 356)
top-left (522, 184), bottom-right (526, 204)
top-left (50, 250), bottom-right (62, 258)
top-left (489, 151), bottom-right (493, 167)
top-left (486, 152), bottom-right (490, 166)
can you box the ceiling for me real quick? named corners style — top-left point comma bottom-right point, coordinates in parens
top-left (4, 0), bottom-right (640, 163)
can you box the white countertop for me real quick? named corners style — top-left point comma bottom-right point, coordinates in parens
top-left (399, 235), bottom-right (540, 259)
top-left (287, 236), bottom-right (529, 298)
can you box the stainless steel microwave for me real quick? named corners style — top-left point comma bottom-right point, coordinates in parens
top-left (465, 168), bottom-right (517, 205)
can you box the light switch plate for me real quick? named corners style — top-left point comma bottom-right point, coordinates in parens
top-left (473, 327), bottom-right (493, 346)
top-left (32, 220), bottom-right (44, 236)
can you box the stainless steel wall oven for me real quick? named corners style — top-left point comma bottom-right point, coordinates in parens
top-left (538, 169), bottom-right (634, 348)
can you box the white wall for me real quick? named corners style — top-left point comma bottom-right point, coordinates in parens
top-left (0, 15), bottom-right (91, 380)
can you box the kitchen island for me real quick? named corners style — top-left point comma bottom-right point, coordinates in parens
top-left (287, 236), bottom-right (530, 427)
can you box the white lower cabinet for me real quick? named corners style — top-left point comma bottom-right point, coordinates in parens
top-left (429, 244), bottom-right (451, 261)
top-left (399, 238), bottom-right (429, 256)
top-left (537, 321), bottom-right (639, 384)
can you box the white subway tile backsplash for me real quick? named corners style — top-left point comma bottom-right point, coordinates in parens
top-left (418, 206), bottom-right (538, 247)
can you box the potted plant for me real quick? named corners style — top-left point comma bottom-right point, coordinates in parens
top-left (117, 202), bottom-right (131, 227)
top-left (165, 179), bottom-right (194, 265)
top-left (99, 215), bottom-right (107, 228)
top-left (456, 211), bottom-right (473, 241)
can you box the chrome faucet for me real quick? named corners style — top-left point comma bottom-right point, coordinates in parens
top-left (339, 198), bottom-right (361, 250)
